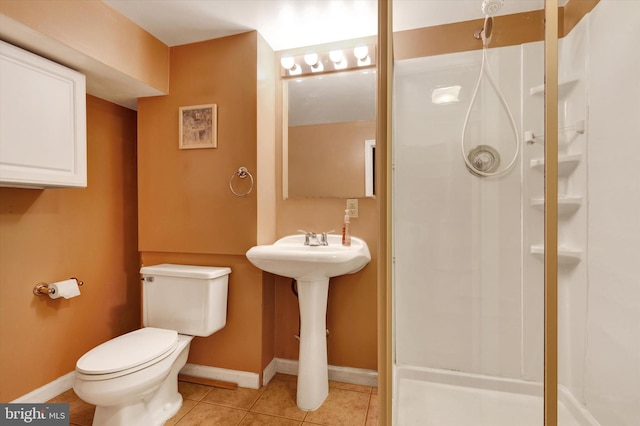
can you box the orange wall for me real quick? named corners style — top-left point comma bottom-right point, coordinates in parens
top-left (288, 121), bottom-right (375, 198)
top-left (0, 95), bottom-right (139, 402)
top-left (137, 32), bottom-right (274, 377)
top-left (138, 33), bottom-right (259, 255)
top-left (139, 252), bottom-right (267, 376)
top-left (273, 197), bottom-right (379, 370)
top-left (275, 70), bottom-right (378, 369)
top-left (0, 0), bottom-right (169, 93)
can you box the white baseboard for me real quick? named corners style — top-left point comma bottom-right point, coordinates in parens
top-left (11, 372), bottom-right (75, 403)
top-left (12, 359), bottom-right (376, 403)
top-left (262, 358), bottom-right (278, 386)
top-left (180, 363), bottom-right (260, 389)
top-left (270, 358), bottom-right (378, 387)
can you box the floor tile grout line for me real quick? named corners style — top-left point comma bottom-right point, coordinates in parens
top-left (363, 393), bottom-right (373, 426)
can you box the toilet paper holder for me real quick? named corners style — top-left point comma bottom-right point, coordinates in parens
top-left (33, 277), bottom-right (84, 296)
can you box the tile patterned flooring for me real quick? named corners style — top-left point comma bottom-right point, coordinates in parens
top-left (48, 373), bottom-right (378, 426)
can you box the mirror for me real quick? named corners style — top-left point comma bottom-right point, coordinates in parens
top-left (284, 69), bottom-right (376, 199)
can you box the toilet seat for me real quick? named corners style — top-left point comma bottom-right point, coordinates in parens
top-left (76, 327), bottom-right (178, 380)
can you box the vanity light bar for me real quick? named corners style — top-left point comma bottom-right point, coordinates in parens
top-left (280, 44), bottom-right (376, 78)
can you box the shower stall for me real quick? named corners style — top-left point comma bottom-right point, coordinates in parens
top-left (390, 1), bottom-right (639, 425)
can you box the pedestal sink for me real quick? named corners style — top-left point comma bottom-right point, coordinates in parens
top-left (245, 234), bottom-right (371, 410)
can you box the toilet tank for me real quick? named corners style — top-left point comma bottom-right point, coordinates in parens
top-left (140, 264), bottom-right (231, 337)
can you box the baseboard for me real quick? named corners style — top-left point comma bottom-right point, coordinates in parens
top-left (11, 372), bottom-right (75, 403)
top-left (180, 363), bottom-right (260, 389)
top-left (262, 358), bottom-right (278, 386)
top-left (271, 358), bottom-right (378, 387)
top-left (12, 360), bottom-right (376, 403)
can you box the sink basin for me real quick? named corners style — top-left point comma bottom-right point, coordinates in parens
top-left (246, 234), bottom-right (371, 411)
top-left (245, 234), bottom-right (371, 281)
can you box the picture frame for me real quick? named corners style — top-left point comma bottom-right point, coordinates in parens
top-left (179, 104), bottom-right (217, 149)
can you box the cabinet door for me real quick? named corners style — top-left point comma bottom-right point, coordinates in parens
top-left (0, 41), bottom-right (86, 188)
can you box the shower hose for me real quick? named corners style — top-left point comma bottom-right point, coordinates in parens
top-left (461, 17), bottom-right (520, 177)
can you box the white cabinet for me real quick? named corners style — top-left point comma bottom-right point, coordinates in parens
top-left (0, 40), bottom-right (86, 188)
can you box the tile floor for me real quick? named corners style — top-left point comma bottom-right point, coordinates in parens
top-left (48, 373), bottom-right (378, 426)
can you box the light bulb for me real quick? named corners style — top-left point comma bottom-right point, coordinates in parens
top-left (329, 49), bottom-right (343, 63)
top-left (288, 64), bottom-right (302, 76)
top-left (280, 55), bottom-right (295, 70)
top-left (304, 52), bottom-right (318, 66)
top-left (354, 45), bottom-right (368, 60)
top-left (357, 56), bottom-right (371, 67)
top-left (310, 61), bottom-right (324, 73)
top-left (334, 58), bottom-right (347, 70)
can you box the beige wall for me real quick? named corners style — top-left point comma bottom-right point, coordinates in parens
top-left (0, 96), bottom-right (139, 402)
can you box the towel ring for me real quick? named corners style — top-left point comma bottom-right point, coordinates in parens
top-left (229, 166), bottom-right (254, 197)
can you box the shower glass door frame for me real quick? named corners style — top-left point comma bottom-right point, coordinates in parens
top-left (543, 1), bottom-right (559, 425)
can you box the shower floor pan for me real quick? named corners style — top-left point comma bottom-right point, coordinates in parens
top-left (395, 367), bottom-right (599, 426)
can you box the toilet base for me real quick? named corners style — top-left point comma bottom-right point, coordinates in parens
top-left (75, 334), bottom-right (193, 426)
top-left (93, 392), bottom-right (182, 426)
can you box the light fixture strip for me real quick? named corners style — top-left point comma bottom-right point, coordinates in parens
top-left (280, 44), bottom-right (376, 78)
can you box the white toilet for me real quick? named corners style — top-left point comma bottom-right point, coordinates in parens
top-left (73, 264), bottom-right (231, 426)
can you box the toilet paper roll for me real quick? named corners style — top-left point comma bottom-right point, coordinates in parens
top-left (49, 279), bottom-right (81, 299)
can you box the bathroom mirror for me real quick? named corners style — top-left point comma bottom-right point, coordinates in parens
top-left (284, 69), bottom-right (376, 199)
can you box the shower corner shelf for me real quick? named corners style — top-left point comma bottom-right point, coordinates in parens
top-left (530, 153), bottom-right (581, 175)
top-left (530, 196), bottom-right (583, 215)
top-left (530, 245), bottom-right (582, 265)
top-left (529, 77), bottom-right (580, 97)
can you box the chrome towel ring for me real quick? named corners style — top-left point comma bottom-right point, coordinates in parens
top-left (229, 166), bottom-right (254, 197)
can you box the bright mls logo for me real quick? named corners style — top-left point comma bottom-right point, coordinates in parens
top-left (1, 403), bottom-right (69, 425)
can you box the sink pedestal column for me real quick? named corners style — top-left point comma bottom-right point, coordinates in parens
top-left (295, 278), bottom-right (330, 411)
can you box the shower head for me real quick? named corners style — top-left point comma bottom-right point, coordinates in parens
top-left (481, 0), bottom-right (504, 16)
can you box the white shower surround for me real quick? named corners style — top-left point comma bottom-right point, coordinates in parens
top-left (394, 41), bottom-right (540, 376)
top-left (393, 1), bottom-right (640, 425)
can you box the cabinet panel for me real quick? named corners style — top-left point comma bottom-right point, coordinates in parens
top-left (0, 41), bottom-right (86, 188)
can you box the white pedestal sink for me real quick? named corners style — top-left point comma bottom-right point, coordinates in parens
top-left (245, 234), bottom-right (371, 411)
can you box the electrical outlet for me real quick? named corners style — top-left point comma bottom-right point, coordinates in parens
top-left (346, 199), bottom-right (358, 218)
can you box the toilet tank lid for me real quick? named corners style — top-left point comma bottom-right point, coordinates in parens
top-left (140, 263), bottom-right (231, 279)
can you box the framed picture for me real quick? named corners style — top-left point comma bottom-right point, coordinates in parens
top-left (179, 104), bottom-right (217, 149)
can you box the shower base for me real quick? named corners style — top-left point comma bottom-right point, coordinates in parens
top-left (394, 366), bottom-right (599, 426)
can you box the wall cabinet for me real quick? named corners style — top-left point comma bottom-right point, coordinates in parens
top-left (0, 41), bottom-right (86, 188)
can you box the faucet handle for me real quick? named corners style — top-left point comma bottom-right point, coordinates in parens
top-left (298, 229), bottom-right (314, 245)
top-left (320, 230), bottom-right (335, 246)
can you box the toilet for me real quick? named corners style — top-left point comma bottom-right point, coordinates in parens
top-left (73, 264), bottom-right (231, 426)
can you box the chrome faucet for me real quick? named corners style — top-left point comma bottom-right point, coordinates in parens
top-left (299, 229), bottom-right (334, 246)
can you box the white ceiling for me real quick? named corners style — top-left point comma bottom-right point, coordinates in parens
top-left (102, 0), bottom-right (546, 51)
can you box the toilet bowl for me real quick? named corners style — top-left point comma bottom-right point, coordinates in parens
top-left (73, 264), bottom-right (231, 426)
top-left (74, 328), bottom-right (192, 426)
